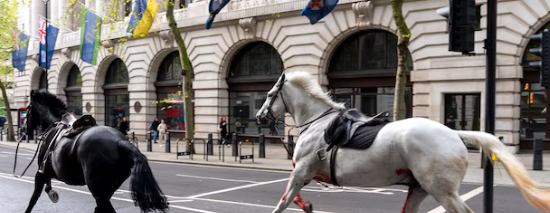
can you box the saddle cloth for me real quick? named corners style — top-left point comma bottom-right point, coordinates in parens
top-left (324, 109), bottom-right (390, 151)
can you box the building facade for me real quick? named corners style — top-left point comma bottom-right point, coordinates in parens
top-left (11, 0), bottom-right (550, 152)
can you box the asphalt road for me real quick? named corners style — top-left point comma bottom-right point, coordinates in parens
top-left (0, 145), bottom-right (544, 213)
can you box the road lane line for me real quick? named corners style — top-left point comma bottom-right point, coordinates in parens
top-left (191, 197), bottom-right (334, 213)
top-left (427, 186), bottom-right (484, 213)
top-left (0, 174), bottom-right (217, 213)
top-left (168, 199), bottom-right (194, 203)
top-left (176, 174), bottom-right (258, 183)
top-left (150, 161), bottom-right (291, 174)
top-left (1, 151), bottom-right (34, 156)
top-left (187, 178), bottom-right (289, 199)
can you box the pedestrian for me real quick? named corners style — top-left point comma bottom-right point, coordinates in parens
top-left (119, 117), bottom-right (129, 136)
top-left (219, 116), bottom-right (228, 146)
top-left (157, 119), bottom-right (167, 145)
top-left (150, 117), bottom-right (160, 143)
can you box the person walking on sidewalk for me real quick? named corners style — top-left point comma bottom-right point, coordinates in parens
top-left (219, 116), bottom-right (229, 147)
top-left (157, 119), bottom-right (167, 146)
top-left (150, 117), bottom-right (160, 143)
top-left (118, 117), bottom-right (129, 136)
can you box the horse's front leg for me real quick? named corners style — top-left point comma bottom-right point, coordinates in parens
top-left (272, 166), bottom-right (313, 213)
top-left (25, 172), bottom-right (46, 213)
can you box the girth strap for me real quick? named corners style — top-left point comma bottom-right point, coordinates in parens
top-left (329, 146), bottom-right (340, 186)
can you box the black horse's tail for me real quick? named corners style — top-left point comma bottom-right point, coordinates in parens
top-left (118, 140), bottom-right (169, 213)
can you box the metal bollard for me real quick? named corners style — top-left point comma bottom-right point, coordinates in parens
top-left (534, 138), bottom-right (543, 171)
top-left (207, 133), bottom-right (214, 155)
top-left (1, 127), bottom-right (3, 141)
top-left (259, 134), bottom-right (265, 158)
top-left (232, 133), bottom-right (238, 156)
top-left (147, 131), bottom-right (152, 152)
top-left (287, 135), bottom-right (294, 160)
top-left (165, 132), bottom-right (171, 153)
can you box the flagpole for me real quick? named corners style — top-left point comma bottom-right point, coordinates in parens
top-left (44, 0), bottom-right (49, 90)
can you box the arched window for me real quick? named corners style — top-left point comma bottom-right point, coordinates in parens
top-left (65, 65), bottom-right (82, 116)
top-left (155, 51), bottom-right (194, 131)
top-left (327, 30), bottom-right (413, 120)
top-left (103, 58), bottom-right (129, 128)
top-left (39, 69), bottom-right (47, 89)
top-left (520, 22), bottom-right (550, 141)
top-left (227, 42), bottom-right (285, 136)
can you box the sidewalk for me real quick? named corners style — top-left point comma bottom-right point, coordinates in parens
top-left (3, 140), bottom-right (550, 187)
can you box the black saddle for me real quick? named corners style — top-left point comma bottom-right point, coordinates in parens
top-left (62, 114), bottom-right (98, 138)
top-left (324, 109), bottom-right (390, 151)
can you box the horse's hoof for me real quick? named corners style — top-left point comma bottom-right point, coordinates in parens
top-left (304, 202), bottom-right (313, 213)
top-left (48, 190), bottom-right (59, 203)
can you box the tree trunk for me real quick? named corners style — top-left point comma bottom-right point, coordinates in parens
top-left (167, 0), bottom-right (195, 153)
top-left (0, 81), bottom-right (15, 141)
top-left (391, 0), bottom-right (411, 121)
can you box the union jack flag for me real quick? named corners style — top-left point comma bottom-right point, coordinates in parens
top-left (39, 18), bottom-right (47, 45)
top-left (13, 29), bottom-right (19, 50)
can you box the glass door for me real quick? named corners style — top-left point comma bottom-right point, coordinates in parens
top-left (444, 93), bottom-right (481, 131)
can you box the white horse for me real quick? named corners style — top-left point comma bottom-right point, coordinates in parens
top-left (255, 71), bottom-right (550, 213)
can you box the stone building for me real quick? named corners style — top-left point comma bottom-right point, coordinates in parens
top-left (11, 0), bottom-right (550, 152)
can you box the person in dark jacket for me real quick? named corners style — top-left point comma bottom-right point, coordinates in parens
top-left (150, 117), bottom-right (160, 143)
top-left (219, 116), bottom-right (228, 146)
top-left (119, 117), bottom-right (129, 136)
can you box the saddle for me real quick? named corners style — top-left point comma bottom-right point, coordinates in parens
top-left (62, 114), bottom-right (98, 138)
top-left (323, 108), bottom-right (391, 186)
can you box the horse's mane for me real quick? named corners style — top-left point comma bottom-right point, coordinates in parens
top-left (285, 71), bottom-right (346, 110)
top-left (31, 89), bottom-right (67, 118)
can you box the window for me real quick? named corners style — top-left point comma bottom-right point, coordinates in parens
top-left (155, 51), bottom-right (194, 131)
top-left (105, 58), bottom-right (129, 85)
top-left (229, 91), bottom-right (285, 135)
top-left (444, 93), bottom-right (481, 131)
top-left (39, 69), bottom-right (47, 89)
top-left (179, 0), bottom-right (192, 8)
top-left (229, 42), bottom-right (283, 78)
top-left (329, 30), bottom-right (413, 73)
top-left (125, 0), bottom-right (132, 17)
top-left (105, 95), bottom-right (130, 128)
top-left (65, 65), bottom-right (82, 116)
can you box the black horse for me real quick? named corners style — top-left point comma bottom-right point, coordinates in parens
top-left (22, 89), bottom-right (169, 213)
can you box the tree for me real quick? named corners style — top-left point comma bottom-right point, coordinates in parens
top-left (390, 0), bottom-right (411, 121)
top-left (0, 0), bottom-right (22, 141)
top-left (166, 0), bottom-right (195, 153)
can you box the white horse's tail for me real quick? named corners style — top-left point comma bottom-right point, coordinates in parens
top-left (456, 130), bottom-right (550, 212)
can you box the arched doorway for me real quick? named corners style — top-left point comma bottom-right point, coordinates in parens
top-left (327, 30), bottom-right (413, 120)
top-left (65, 65), bottom-right (82, 116)
top-left (103, 58), bottom-right (129, 128)
top-left (228, 41), bottom-right (284, 135)
top-left (39, 68), bottom-right (47, 89)
top-left (155, 51), bottom-right (194, 132)
top-left (520, 22), bottom-right (550, 145)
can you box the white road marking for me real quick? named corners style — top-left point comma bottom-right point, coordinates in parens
top-left (0, 155), bottom-right (7, 157)
top-left (1, 151), bottom-right (34, 156)
top-left (192, 197), bottom-right (334, 213)
top-left (176, 174), bottom-right (258, 184)
top-left (169, 199), bottom-right (194, 203)
top-left (427, 186), bottom-right (484, 213)
top-left (0, 174), bottom-right (217, 213)
top-left (187, 178), bottom-right (289, 199)
top-left (150, 161), bottom-right (291, 174)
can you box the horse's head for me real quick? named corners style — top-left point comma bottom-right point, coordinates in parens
top-left (256, 73), bottom-right (287, 126)
top-left (26, 89), bottom-right (67, 133)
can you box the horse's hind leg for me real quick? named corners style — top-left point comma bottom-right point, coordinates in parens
top-left (293, 193), bottom-right (313, 213)
top-left (272, 167), bottom-right (314, 213)
top-left (24, 172), bottom-right (47, 213)
top-left (401, 186), bottom-right (428, 213)
top-left (44, 178), bottom-right (59, 203)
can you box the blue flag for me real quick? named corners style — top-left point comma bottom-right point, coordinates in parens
top-left (206, 0), bottom-right (231, 29)
top-left (127, 0), bottom-right (147, 34)
top-left (301, 0), bottom-right (339, 25)
top-left (80, 9), bottom-right (102, 65)
top-left (38, 21), bottom-right (60, 70)
top-left (11, 31), bottom-right (30, 72)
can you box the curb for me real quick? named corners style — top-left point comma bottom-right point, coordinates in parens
top-left (147, 159), bottom-right (293, 172)
top-left (0, 143), bottom-right (36, 153)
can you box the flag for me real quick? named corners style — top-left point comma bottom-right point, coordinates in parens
top-left (11, 30), bottom-right (30, 72)
top-left (205, 0), bottom-right (231, 29)
top-left (127, 0), bottom-right (160, 38)
top-left (301, 0), bottom-right (339, 25)
top-left (38, 18), bottom-right (60, 69)
top-left (80, 9), bottom-right (102, 65)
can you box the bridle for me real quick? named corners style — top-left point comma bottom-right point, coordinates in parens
top-left (261, 74), bottom-right (338, 157)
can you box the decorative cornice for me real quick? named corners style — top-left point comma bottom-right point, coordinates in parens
top-left (352, 0), bottom-right (374, 29)
top-left (102, 39), bottom-right (116, 52)
top-left (239, 17), bottom-right (257, 40)
top-left (159, 30), bottom-right (175, 47)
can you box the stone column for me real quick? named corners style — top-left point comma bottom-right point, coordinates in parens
top-left (95, 0), bottom-right (105, 17)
